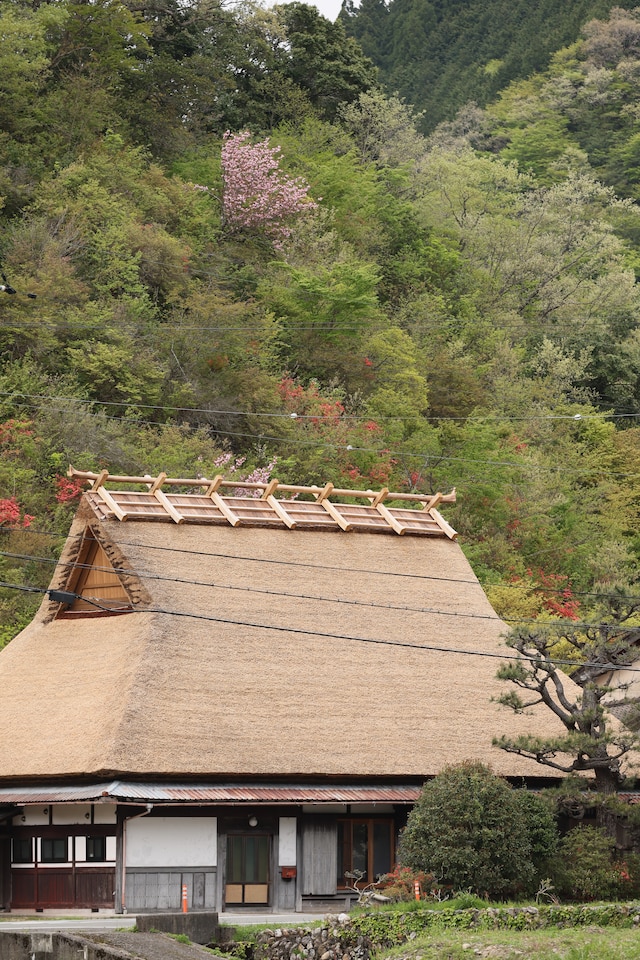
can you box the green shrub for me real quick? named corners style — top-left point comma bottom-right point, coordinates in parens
top-left (513, 790), bottom-right (559, 882)
top-left (449, 892), bottom-right (488, 910)
top-left (557, 825), bottom-right (623, 901)
top-left (397, 762), bottom-right (550, 899)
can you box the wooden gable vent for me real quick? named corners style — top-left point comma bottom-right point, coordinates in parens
top-left (59, 531), bottom-right (132, 615)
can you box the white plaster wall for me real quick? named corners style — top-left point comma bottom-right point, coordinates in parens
top-left (95, 803), bottom-right (117, 824)
top-left (14, 807), bottom-right (50, 826)
top-left (278, 817), bottom-right (297, 865)
top-left (53, 804), bottom-right (91, 824)
top-left (126, 817), bottom-right (217, 868)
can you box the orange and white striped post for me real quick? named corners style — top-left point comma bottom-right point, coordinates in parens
top-left (414, 880), bottom-right (420, 901)
top-left (182, 883), bottom-right (188, 913)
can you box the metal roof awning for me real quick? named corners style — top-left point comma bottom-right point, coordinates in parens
top-left (0, 781), bottom-right (423, 805)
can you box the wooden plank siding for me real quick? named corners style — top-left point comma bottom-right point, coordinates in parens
top-left (11, 868), bottom-right (115, 909)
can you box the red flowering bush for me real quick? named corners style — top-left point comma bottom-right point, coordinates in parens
top-left (0, 497), bottom-right (33, 528)
top-left (55, 475), bottom-right (85, 504)
top-left (0, 419), bottom-right (34, 454)
top-left (530, 567), bottom-right (580, 619)
top-left (377, 865), bottom-right (438, 901)
top-left (277, 375), bottom-right (395, 486)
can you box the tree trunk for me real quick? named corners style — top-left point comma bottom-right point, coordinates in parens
top-left (594, 766), bottom-right (619, 836)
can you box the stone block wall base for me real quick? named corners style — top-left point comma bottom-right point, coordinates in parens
top-left (136, 911), bottom-right (220, 944)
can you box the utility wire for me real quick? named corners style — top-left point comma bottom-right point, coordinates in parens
top-left (3, 252), bottom-right (635, 334)
top-left (0, 308), bottom-right (625, 341)
top-left (0, 531), bottom-right (597, 590)
top-left (0, 530), bottom-right (629, 603)
top-left (1, 548), bottom-right (638, 628)
top-left (1, 578), bottom-right (638, 672)
top-left (0, 549), bottom-right (513, 623)
top-left (0, 388), bottom-right (618, 425)
top-left (0, 397), bottom-right (635, 478)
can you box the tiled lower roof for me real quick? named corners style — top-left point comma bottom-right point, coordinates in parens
top-left (0, 782), bottom-right (422, 805)
top-left (69, 468), bottom-right (457, 538)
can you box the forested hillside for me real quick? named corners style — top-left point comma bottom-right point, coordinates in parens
top-left (2, 0), bottom-right (640, 645)
top-left (340, 0), bottom-right (639, 131)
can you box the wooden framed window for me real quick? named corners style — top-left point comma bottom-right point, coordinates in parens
top-left (12, 838), bottom-right (33, 864)
top-left (86, 836), bottom-right (107, 861)
top-left (40, 838), bottom-right (68, 863)
top-left (337, 819), bottom-right (394, 887)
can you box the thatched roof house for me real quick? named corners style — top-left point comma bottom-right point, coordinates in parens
top-left (0, 471), bottom-right (569, 915)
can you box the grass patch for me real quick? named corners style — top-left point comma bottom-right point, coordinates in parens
top-left (353, 895), bottom-right (489, 916)
top-left (219, 920), bottom-right (323, 940)
top-left (218, 924), bottom-right (273, 941)
top-left (379, 926), bottom-right (640, 959)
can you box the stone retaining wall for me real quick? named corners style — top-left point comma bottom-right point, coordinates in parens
top-left (254, 915), bottom-right (369, 960)
top-left (250, 903), bottom-right (640, 960)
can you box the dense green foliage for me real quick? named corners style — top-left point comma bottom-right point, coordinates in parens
top-left (556, 825), bottom-right (631, 901)
top-left (346, 900), bottom-right (640, 939)
top-left (397, 763), bottom-right (555, 898)
top-left (340, 0), bottom-right (637, 132)
top-left (3, 0), bottom-right (640, 656)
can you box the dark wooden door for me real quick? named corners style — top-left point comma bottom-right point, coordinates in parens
top-left (225, 834), bottom-right (270, 905)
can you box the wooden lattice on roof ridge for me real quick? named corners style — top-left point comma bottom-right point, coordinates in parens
top-left (69, 467), bottom-right (458, 538)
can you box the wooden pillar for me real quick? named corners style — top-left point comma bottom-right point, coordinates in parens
top-left (0, 836), bottom-right (11, 911)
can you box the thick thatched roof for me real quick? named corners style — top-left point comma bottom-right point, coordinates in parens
top-left (0, 476), bottom-right (574, 783)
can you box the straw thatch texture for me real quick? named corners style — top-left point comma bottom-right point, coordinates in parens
top-left (0, 497), bottom-right (574, 781)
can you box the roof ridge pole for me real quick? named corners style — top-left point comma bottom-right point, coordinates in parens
top-left (315, 482), bottom-right (353, 532)
top-left (421, 492), bottom-right (443, 511)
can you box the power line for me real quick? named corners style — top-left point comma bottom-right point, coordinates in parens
top-left (0, 530), bottom-right (585, 589)
top-left (3, 252), bottom-right (637, 336)
top-left (1, 546), bottom-right (638, 625)
top-left (1, 578), bottom-right (638, 672)
top-left (1, 395), bottom-right (636, 478)
top-left (0, 389), bottom-right (615, 424)
top-left (0, 549), bottom-right (505, 624)
top-left (1, 309), bottom-right (629, 343)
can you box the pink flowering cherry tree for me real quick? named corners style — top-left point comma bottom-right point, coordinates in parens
top-left (221, 131), bottom-right (317, 247)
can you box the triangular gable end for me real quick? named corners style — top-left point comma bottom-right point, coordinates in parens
top-left (56, 528), bottom-right (133, 616)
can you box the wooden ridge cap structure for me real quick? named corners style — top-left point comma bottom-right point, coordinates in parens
top-left (68, 466), bottom-right (458, 538)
